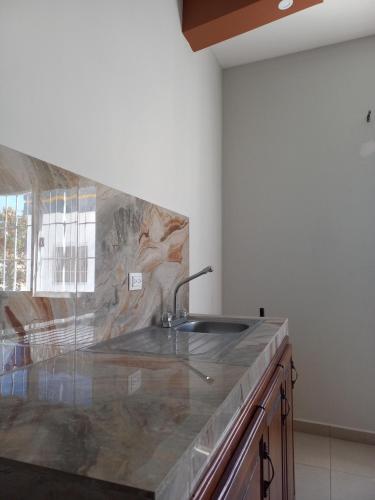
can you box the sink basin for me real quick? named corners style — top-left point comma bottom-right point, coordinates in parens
top-left (175, 321), bottom-right (248, 334)
top-left (84, 317), bottom-right (262, 362)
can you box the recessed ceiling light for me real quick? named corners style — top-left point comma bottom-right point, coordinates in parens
top-left (278, 0), bottom-right (294, 10)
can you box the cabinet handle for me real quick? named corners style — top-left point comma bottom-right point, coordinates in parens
top-left (281, 389), bottom-right (291, 420)
top-left (262, 444), bottom-right (275, 498)
top-left (291, 359), bottom-right (298, 389)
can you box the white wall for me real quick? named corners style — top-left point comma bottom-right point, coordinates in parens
top-left (223, 36), bottom-right (375, 432)
top-left (0, 0), bottom-right (222, 313)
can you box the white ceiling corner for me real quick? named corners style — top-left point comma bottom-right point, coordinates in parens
top-left (210, 0), bottom-right (375, 68)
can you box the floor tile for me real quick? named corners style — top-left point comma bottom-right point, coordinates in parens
top-left (331, 470), bottom-right (375, 500)
top-left (294, 432), bottom-right (331, 469)
top-left (331, 438), bottom-right (375, 479)
top-left (295, 464), bottom-right (330, 500)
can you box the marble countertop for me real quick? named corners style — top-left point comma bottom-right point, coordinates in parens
top-left (0, 316), bottom-right (288, 500)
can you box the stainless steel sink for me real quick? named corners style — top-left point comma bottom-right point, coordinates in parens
top-left (175, 321), bottom-right (248, 334)
top-left (83, 317), bottom-right (262, 362)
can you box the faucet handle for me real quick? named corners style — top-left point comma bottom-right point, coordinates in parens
top-left (161, 311), bottom-right (173, 328)
top-left (178, 309), bottom-right (188, 320)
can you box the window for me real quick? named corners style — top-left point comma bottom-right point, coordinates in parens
top-left (36, 188), bottom-right (78, 293)
top-left (35, 186), bottom-right (96, 293)
top-left (54, 246), bottom-right (65, 284)
top-left (77, 245), bottom-right (88, 284)
top-left (77, 187), bottom-right (96, 293)
top-left (0, 193), bottom-right (32, 291)
top-left (54, 245), bottom-right (88, 284)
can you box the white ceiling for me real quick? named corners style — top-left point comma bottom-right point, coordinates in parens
top-left (211, 0), bottom-right (375, 68)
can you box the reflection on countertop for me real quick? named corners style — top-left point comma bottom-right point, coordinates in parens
top-left (0, 143), bottom-right (189, 378)
top-left (0, 312), bottom-right (95, 376)
top-left (0, 317), bottom-right (288, 500)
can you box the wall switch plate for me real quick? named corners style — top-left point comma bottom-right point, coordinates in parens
top-left (128, 369), bottom-right (142, 395)
top-left (128, 272), bottom-right (143, 291)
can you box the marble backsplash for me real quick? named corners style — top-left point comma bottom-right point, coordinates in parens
top-left (0, 144), bottom-right (189, 374)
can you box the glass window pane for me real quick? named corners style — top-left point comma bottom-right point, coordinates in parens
top-left (6, 226), bottom-right (16, 258)
top-left (0, 196), bottom-right (6, 224)
top-left (0, 262), bottom-right (4, 290)
top-left (57, 198), bottom-right (65, 215)
top-left (55, 246), bottom-right (64, 284)
top-left (15, 260), bottom-right (29, 291)
top-left (70, 194), bottom-right (77, 214)
top-left (16, 194), bottom-right (25, 218)
top-left (0, 229), bottom-right (4, 256)
top-left (4, 260), bottom-right (15, 291)
top-left (77, 245), bottom-right (88, 284)
top-left (24, 192), bottom-right (32, 218)
top-left (6, 195), bottom-right (16, 212)
top-left (5, 207), bottom-right (16, 226)
top-left (0, 195), bottom-right (6, 210)
top-left (16, 225), bottom-right (28, 259)
top-left (41, 191), bottom-right (51, 228)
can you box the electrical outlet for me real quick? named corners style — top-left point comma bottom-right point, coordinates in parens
top-left (128, 272), bottom-right (142, 291)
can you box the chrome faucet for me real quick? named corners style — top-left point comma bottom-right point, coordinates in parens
top-left (162, 266), bottom-right (214, 328)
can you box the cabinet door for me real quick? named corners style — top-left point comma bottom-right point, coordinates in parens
top-left (279, 346), bottom-right (295, 500)
top-left (261, 367), bottom-right (284, 500)
top-left (213, 408), bottom-right (266, 500)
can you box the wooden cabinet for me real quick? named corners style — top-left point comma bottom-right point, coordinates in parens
top-left (280, 346), bottom-right (295, 500)
top-left (212, 408), bottom-right (266, 500)
top-left (261, 367), bottom-right (284, 500)
top-left (193, 340), bottom-right (295, 500)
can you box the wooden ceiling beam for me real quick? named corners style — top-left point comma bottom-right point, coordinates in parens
top-left (182, 0), bottom-right (323, 52)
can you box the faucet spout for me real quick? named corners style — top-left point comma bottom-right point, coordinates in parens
top-left (173, 266), bottom-right (213, 318)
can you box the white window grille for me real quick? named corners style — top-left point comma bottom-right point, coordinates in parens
top-left (54, 244), bottom-right (88, 284)
top-left (0, 193), bottom-right (33, 291)
top-left (35, 187), bottom-right (96, 293)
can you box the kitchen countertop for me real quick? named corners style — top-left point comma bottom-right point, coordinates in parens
top-left (0, 316), bottom-right (288, 500)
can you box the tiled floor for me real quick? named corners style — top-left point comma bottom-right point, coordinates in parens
top-left (295, 432), bottom-right (375, 500)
